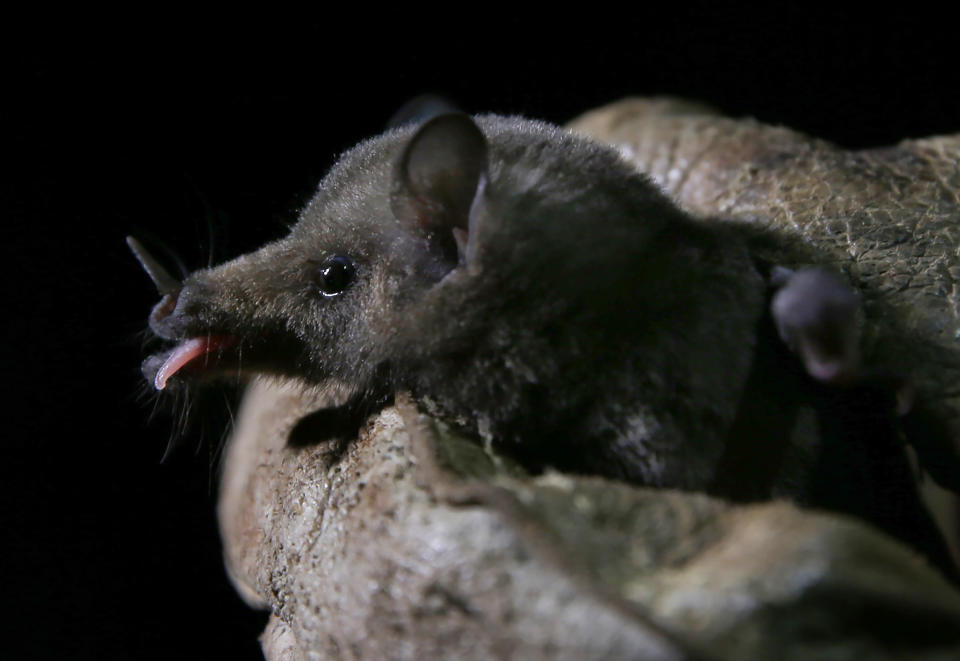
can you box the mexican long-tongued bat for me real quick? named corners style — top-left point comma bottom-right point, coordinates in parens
top-left (132, 112), bottom-right (958, 577)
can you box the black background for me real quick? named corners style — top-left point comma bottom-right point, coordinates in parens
top-left (7, 8), bottom-right (960, 659)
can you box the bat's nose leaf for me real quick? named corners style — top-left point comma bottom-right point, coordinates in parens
top-left (126, 236), bottom-right (182, 296)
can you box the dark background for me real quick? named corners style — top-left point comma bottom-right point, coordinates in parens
top-left (7, 8), bottom-right (960, 659)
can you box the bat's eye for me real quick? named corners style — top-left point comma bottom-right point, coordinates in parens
top-left (313, 255), bottom-right (356, 297)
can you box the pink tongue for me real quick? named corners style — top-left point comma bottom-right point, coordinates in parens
top-left (155, 335), bottom-right (239, 390)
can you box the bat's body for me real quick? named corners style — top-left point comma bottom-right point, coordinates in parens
top-left (132, 113), bottom-right (956, 577)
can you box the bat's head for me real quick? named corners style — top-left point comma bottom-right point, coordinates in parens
top-left (134, 114), bottom-right (494, 395)
top-left (134, 111), bottom-right (684, 407)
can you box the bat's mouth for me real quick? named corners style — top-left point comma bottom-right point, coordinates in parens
top-left (143, 335), bottom-right (241, 390)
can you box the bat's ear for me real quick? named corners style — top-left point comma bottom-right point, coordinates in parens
top-left (390, 113), bottom-right (488, 272)
top-left (770, 267), bottom-right (862, 385)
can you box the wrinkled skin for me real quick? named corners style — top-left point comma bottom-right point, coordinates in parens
top-left (217, 100), bottom-right (960, 660)
top-left (220, 381), bottom-right (960, 660)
